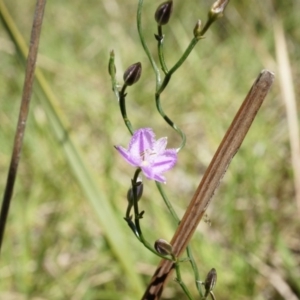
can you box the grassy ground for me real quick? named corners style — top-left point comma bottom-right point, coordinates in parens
top-left (0, 0), bottom-right (300, 299)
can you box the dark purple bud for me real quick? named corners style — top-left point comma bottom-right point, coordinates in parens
top-left (154, 239), bottom-right (173, 256)
top-left (127, 179), bottom-right (143, 203)
top-left (155, 1), bottom-right (173, 26)
top-left (123, 62), bottom-right (142, 86)
top-left (204, 268), bottom-right (217, 297)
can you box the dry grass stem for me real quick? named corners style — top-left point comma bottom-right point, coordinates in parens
top-left (274, 18), bottom-right (300, 212)
top-left (142, 70), bottom-right (275, 300)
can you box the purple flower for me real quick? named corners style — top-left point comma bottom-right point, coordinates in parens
top-left (115, 128), bottom-right (177, 183)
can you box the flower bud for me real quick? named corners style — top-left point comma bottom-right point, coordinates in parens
top-left (123, 62), bottom-right (142, 86)
top-left (127, 179), bottom-right (143, 203)
top-left (209, 0), bottom-right (229, 20)
top-left (108, 50), bottom-right (116, 76)
top-left (155, 1), bottom-right (173, 26)
top-left (204, 268), bottom-right (217, 297)
top-left (154, 239), bottom-right (173, 256)
top-left (193, 19), bottom-right (202, 39)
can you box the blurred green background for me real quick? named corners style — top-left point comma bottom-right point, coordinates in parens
top-left (0, 0), bottom-right (299, 299)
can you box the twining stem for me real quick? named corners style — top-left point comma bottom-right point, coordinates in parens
top-left (155, 180), bottom-right (203, 297)
top-left (155, 182), bottom-right (178, 221)
top-left (119, 85), bottom-right (134, 135)
top-left (136, 1), bottom-right (204, 296)
top-left (157, 26), bottom-right (168, 75)
top-left (137, 0), bottom-right (186, 151)
top-left (137, 0), bottom-right (161, 87)
top-left (130, 169), bottom-right (174, 261)
top-left (155, 94), bottom-right (186, 151)
top-left (186, 245), bottom-right (203, 297)
top-left (174, 262), bottom-right (194, 300)
top-left (153, 13), bottom-right (224, 151)
top-left (157, 37), bottom-right (199, 95)
top-left (131, 168), bottom-right (143, 237)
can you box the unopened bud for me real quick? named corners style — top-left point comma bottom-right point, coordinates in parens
top-left (108, 50), bottom-right (116, 76)
top-left (154, 239), bottom-right (173, 256)
top-left (209, 0), bottom-right (229, 20)
top-left (155, 1), bottom-right (173, 26)
top-left (193, 19), bottom-right (202, 38)
top-left (127, 179), bottom-right (143, 203)
top-left (123, 62), bottom-right (142, 86)
top-left (204, 268), bottom-right (217, 297)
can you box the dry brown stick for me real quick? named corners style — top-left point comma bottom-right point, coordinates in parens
top-left (142, 69), bottom-right (275, 300)
top-left (0, 0), bottom-right (47, 251)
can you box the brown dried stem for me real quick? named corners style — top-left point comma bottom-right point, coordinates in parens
top-left (0, 0), bottom-right (47, 251)
top-left (142, 70), bottom-right (275, 300)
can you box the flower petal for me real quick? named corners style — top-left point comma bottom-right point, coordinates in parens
top-left (141, 165), bottom-right (166, 183)
top-left (150, 149), bottom-right (177, 173)
top-left (114, 128), bottom-right (177, 183)
top-left (114, 145), bottom-right (141, 166)
top-left (153, 137), bottom-right (167, 155)
top-left (141, 149), bottom-right (177, 183)
top-left (128, 128), bottom-right (155, 157)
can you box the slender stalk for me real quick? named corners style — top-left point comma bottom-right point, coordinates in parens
top-left (155, 182), bottom-right (204, 297)
top-left (154, 37), bottom-right (201, 151)
top-left (157, 26), bottom-right (168, 75)
top-left (209, 291), bottom-right (216, 300)
top-left (131, 169), bottom-right (143, 237)
top-left (186, 246), bottom-right (203, 297)
top-left (0, 0), bottom-right (47, 251)
top-left (137, 0), bottom-right (161, 87)
top-left (137, 0), bottom-right (186, 153)
top-left (174, 262), bottom-right (194, 300)
top-left (155, 94), bottom-right (186, 151)
top-left (155, 182), bottom-right (179, 222)
top-left (130, 169), bottom-right (174, 261)
top-left (119, 85), bottom-right (134, 135)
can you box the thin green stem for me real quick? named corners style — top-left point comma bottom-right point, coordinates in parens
top-left (119, 85), bottom-right (134, 135)
top-left (125, 201), bottom-right (133, 219)
top-left (157, 37), bottom-right (199, 95)
top-left (132, 169), bottom-right (143, 236)
top-left (129, 3), bottom-right (214, 297)
top-left (155, 182), bottom-right (179, 222)
top-left (130, 169), bottom-right (174, 261)
top-left (137, 0), bottom-right (161, 87)
top-left (200, 17), bottom-right (216, 37)
top-left (155, 94), bottom-right (186, 151)
top-left (210, 291), bottom-right (216, 300)
top-left (154, 37), bottom-right (200, 151)
top-left (187, 246), bottom-right (204, 297)
top-left (174, 262), bottom-right (194, 300)
top-left (155, 182), bottom-right (204, 296)
top-left (108, 52), bottom-right (134, 135)
top-left (124, 216), bottom-right (139, 238)
top-left (157, 26), bottom-right (168, 75)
